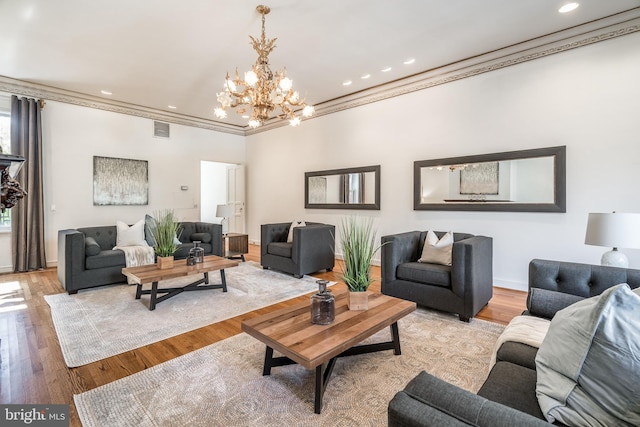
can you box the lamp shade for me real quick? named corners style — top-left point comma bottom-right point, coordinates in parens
top-left (216, 204), bottom-right (233, 218)
top-left (585, 212), bottom-right (640, 249)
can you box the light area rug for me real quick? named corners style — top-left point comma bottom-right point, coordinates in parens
top-left (74, 308), bottom-right (505, 427)
top-left (45, 261), bottom-right (333, 367)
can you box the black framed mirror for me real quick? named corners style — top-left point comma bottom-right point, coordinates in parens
top-left (305, 165), bottom-right (380, 210)
top-left (414, 146), bottom-right (566, 212)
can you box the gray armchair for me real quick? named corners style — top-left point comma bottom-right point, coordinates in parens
top-left (381, 231), bottom-right (493, 321)
top-left (261, 222), bottom-right (335, 278)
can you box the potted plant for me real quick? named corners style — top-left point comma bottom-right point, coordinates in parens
top-left (339, 216), bottom-right (383, 310)
top-left (150, 209), bottom-right (182, 269)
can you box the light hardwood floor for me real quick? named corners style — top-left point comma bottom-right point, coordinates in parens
top-left (0, 244), bottom-right (526, 427)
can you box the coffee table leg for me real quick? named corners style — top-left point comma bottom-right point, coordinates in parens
top-left (263, 346), bottom-right (274, 376)
top-left (135, 283), bottom-right (142, 299)
top-left (390, 322), bottom-right (401, 355)
top-left (315, 357), bottom-right (337, 414)
top-left (149, 281), bottom-right (159, 311)
top-left (219, 269), bottom-right (228, 292)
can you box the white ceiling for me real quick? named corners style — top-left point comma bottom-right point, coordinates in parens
top-left (1, 0), bottom-right (639, 128)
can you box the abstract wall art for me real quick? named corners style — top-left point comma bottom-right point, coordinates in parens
top-left (93, 156), bottom-right (149, 205)
top-left (460, 162), bottom-right (499, 195)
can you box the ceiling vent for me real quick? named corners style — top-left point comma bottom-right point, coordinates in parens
top-left (153, 121), bottom-right (170, 138)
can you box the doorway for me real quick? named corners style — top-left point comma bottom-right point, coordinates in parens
top-left (200, 161), bottom-right (245, 233)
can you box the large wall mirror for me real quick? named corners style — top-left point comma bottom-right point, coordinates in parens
top-left (305, 165), bottom-right (380, 210)
top-left (414, 146), bottom-right (566, 212)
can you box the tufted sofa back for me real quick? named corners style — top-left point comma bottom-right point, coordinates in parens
top-left (527, 259), bottom-right (640, 319)
top-left (78, 226), bottom-right (118, 250)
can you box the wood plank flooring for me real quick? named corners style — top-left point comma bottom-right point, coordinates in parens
top-left (0, 244), bottom-right (526, 427)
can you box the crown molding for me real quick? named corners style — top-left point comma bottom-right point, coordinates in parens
top-left (2, 8), bottom-right (639, 137)
top-left (0, 76), bottom-right (246, 136)
top-left (249, 8), bottom-right (640, 135)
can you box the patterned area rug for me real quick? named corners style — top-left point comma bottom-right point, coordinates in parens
top-left (75, 308), bottom-right (505, 426)
top-left (45, 261), bottom-right (332, 367)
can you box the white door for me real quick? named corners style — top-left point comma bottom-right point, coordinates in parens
top-left (226, 164), bottom-right (245, 233)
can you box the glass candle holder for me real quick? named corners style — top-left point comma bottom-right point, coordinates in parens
top-left (310, 280), bottom-right (335, 325)
top-left (189, 241), bottom-right (204, 263)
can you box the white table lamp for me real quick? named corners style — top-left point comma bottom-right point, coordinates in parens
top-left (584, 212), bottom-right (640, 267)
top-left (216, 204), bottom-right (233, 235)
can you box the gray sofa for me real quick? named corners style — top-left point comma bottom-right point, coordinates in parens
top-left (261, 222), bottom-right (335, 278)
top-left (57, 222), bottom-right (223, 294)
top-left (381, 231), bottom-right (493, 321)
top-left (388, 258), bottom-right (640, 426)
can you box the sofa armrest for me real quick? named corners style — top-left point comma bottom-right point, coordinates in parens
top-left (389, 371), bottom-right (549, 427)
top-left (291, 224), bottom-right (335, 265)
top-left (57, 229), bottom-right (87, 291)
top-left (195, 222), bottom-right (223, 256)
top-left (381, 231), bottom-right (422, 285)
top-left (450, 236), bottom-right (493, 300)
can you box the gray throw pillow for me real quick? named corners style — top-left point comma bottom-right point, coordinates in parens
top-left (85, 236), bottom-right (101, 256)
top-left (144, 214), bottom-right (156, 247)
top-left (535, 283), bottom-right (640, 426)
top-left (190, 232), bottom-right (211, 243)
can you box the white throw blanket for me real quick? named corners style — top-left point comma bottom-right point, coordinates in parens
top-left (489, 315), bottom-right (551, 368)
top-left (114, 245), bottom-right (155, 284)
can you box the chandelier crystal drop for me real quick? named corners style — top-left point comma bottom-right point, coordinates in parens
top-left (215, 5), bottom-right (314, 128)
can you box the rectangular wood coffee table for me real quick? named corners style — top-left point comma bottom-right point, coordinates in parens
top-left (241, 290), bottom-right (416, 413)
top-left (122, 255), bottom-right (239, 311)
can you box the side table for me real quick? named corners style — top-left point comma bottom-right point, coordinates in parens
top-left (224, 233), bottom-right (248, 261)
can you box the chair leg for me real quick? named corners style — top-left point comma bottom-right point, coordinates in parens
top-left (294, 274), bottom-right (303, 279)
top-left (263, 266), bottom-right (268, 270)
top-left (459, 315), bottom-right (470, 322)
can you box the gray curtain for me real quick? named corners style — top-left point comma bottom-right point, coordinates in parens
top-left (339, 173), bottom-right (366, 204)
top-left (10, 95), bottom-right (46, 272)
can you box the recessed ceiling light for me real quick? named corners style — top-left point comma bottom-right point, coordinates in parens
top-left (403, 58), bottom-right (415, 65)
top-left (100, 90), bottom-right (112, 95)
top-left (242, 115), bottom-right (250, 119)
top-left (361, 74), bottom-right (371, 79)
top-left (168, 105), bottom-right (177, 109)
top-left (381, 67), bottom-right (392, 72)
top-left (342, 80), bottom-right (352, 86)
top-left (558, 3), bottom-right (579, 13)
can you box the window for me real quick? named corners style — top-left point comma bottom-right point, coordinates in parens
top-left (0, 112), bottom-right (9, 154)
top-left (0, 108), bottom-right (12, 231)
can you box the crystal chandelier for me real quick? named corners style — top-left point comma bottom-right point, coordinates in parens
top-left (214, 5), bottom-right (314, 128)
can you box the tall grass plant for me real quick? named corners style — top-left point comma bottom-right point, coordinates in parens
top-left (151, 209), bottom-right (182, 257)
top-left (339, 216), bottom-right (382, 292)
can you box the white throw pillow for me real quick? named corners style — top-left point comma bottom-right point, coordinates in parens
top-left (418, 230), bottom-right (453, 265)
top-left (115, 220), bottom-right (147, 247)
top-left (287, 220), bottom-right (306, 243)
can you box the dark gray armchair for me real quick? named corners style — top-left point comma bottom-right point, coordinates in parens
top-left (261, 222), bottom-right (335, 278)
top-left (381, 231), bottom-right (493, 321)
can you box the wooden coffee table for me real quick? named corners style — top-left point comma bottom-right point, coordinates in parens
top-left (122, 255), bottom-right (239, 310)
top-left (241, 290), bottom-right (416, 413)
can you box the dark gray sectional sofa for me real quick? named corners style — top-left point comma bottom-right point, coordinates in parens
top-left (57, 222), bottom-right (222, 294)
top-left (388, 258), bottom-right (640, 426)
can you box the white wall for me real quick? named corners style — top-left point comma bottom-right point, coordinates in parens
top-left (0, 101), bottom-right (245, 271)
top-left (246, 31), bottom-right (640, 291)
